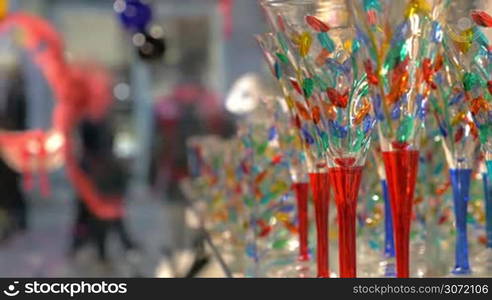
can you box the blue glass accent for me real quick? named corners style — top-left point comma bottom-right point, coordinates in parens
top-left (391, 101), bottom-right (401, 120)
top-left (450, 169), bottom-right (472, 275)
top-left (274, 62), bottom-right (282, 79)
top-left (381, 180), bottom-right (395, 258)
top-left (355, 26), bottom-right (370, 46)
top-left (449, 92), bottom-right (465, 106)
top-left (117, 0), bottom-right (152, 32)
top-left (301, 127), bottom-right (315, 145)
top-left (328, 120), bottom-right (348, 139)
top-left (363, 115), bottom-right (376, 133)
top-left (431, 21), bottom-right (443, 43)
top-left (391, 20), bottom-right (409, 45)
top-left (438, 121), bottom-right (448, 137)
top-left (483, 173), bottom-right (492, 249)
top-left (373, 94), bottom-right (384, 121)
top-left (384, 262), bottom-right (396, 277)
top-left (268, 126), bottom-right (277, 141)
top-left (415, 94), bottom-right (427, 120)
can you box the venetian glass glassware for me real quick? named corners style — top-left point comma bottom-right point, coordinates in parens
top-left (351, 0), bottom-right (447, 277)
top-left (261, 0), bottom-right (376, 277)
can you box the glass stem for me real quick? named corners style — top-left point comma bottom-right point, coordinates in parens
top-left (450, 168), bottom-right (472, 275)
top-left (383, 150), bottom-right (419, 278)
top-left (329, 166), bottom-right (363, 278)
top-left (309, 172), bottom-right (330, 278)
top-left (293, 182), bottom-right (310, 261)
top-left (381, 179), bottom-right (395, 258)
top-left (483, 173), bottom-right (492, 249)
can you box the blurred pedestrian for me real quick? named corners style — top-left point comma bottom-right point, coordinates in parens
top-left (70, 118), bottom-right (136, 262)
top-left (0, 69), bottom-right (28, 237)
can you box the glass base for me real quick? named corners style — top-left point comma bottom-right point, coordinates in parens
top-left (410, 239), bottom-right (428, 278)
top-left (379, 257), bottom-right (396, 278)
top-left (447, 271), bottom-right (474, 278)
top-left (356, 243), bottom-right (382, 277)
top-left (451, 267), bottom-right (472, 276)
top-left (266, 260), bottom-right (314, 278)
top-left (472, 248), bottom-right (492, 277)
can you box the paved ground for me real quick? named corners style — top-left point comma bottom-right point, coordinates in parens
top-left (0, 172), bottom-right (184, 277)
top-left (0, 172), bottom-right (227, 278)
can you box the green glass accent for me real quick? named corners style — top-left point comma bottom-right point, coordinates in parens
top-left (368, 46), bottom-right (378, 67)
top-left (241, 136), bottom-right (252, 148)
top-left (244, 195), bottom-right (254, 207)
top-left (274, 61), bottom-right (282, 79)
top-left (261, 210), bottom-right (273, 221)
top-left (228, 208), bottom-right (238, 222)
top-left (317, 32), bottom-right (335, 52)
top-left (303, 78), bottom-right (314, 98)
top-left (396, 115), bottom-right (415, 143)
top-left (478, 75), bottom-right (487, 87)
top-left (330, 133), bottom-right (341, 149)
top-left (299, 152), bottom-right (307, 163)
top-left (383, 41), bottom-right (404, 71)
top-left (363, 0), bottom-right (382, 12)
top-left (351, 129), bottom-right (365, 152)
top-left (256, 141), bottom-right (268, 155)
top-left (433, 162), bottom-right (444, 176)
top-left (487, 160), bottom-right (492, 179)
top-left (463, 72), bottom-right (479, 92)
top-left (285, 135), bottom-right (295, 144)
top-left (369, 239), bottom-right (379, 251)
top-left (276, 52), bottom-right (289, 64)
top-left (261, 192), bottom-right (274, 205)
top-left (479, 124), bottom-right (490, 144)
top-left (271, 181), bottom-right (289, 194)
top-left (430, 96), bottom-right (443, 114)
top-left (359, 81), bottom-right (369, 97)
top-left (400, 40), bottom-right (409, 61)
top-left (314, 75), bottom-right (328, 90)
top-left (443, 90), bottom-right (452, 105)
top-left (272, 239), bottom-right (289, 250)
top-left (419, 39), bottom-right (429, 61)
top-left (473, 27), bottom-right (490, 47)
top-left (322, 69), bottom-right (336, 87)
top-left (352, 57), bottom-right (359, 80)
top-left (320, 131), bottom-right (329, 150)
top-left (352, 39), bottom-right (361, 53)
top-left (277, 32), bottom-right (289, 54)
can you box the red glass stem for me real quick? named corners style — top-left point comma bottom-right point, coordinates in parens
top-left (293, 182), bottom-right (310, 262)
top-left (382, 150), bottom-right (419, 278)
top-left (329, 166), bottom-right (363, 278)
top-left (309, 173), bottom-right (330, 278)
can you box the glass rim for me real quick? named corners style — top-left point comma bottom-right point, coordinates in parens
top-left (260, 0), bottom-right (353, 19)
top-left (260, 0), bottom-right (317, 8)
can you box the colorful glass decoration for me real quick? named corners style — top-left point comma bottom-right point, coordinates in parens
top-left (256, 28), bottom-right (331, 277)
top-left (261, 0), bottom-right (377, 278)
top-left (351, 0), bottom-right (447, 278)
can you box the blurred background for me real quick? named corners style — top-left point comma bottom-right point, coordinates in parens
top-left (3, 0), bottom-right (490, 279)
top-left (0, 0), bottom-right (270, 277)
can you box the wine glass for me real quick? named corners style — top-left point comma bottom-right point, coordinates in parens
top-left (351, 0), bottom-right (447, 277)
top-left (261, 0), bottom-right (376, 277)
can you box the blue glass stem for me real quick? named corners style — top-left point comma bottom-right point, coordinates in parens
top-left (381, 180), bottom-right (395, 258)
top-left (483, 173), bottom-right (492, 249)
top-left (450, 168), bottom-right (472, 275)
top-left (487, 160), bottom-right (492, 181)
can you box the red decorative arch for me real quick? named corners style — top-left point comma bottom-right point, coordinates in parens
top-left (0, 13), bottom-right (123, 220)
